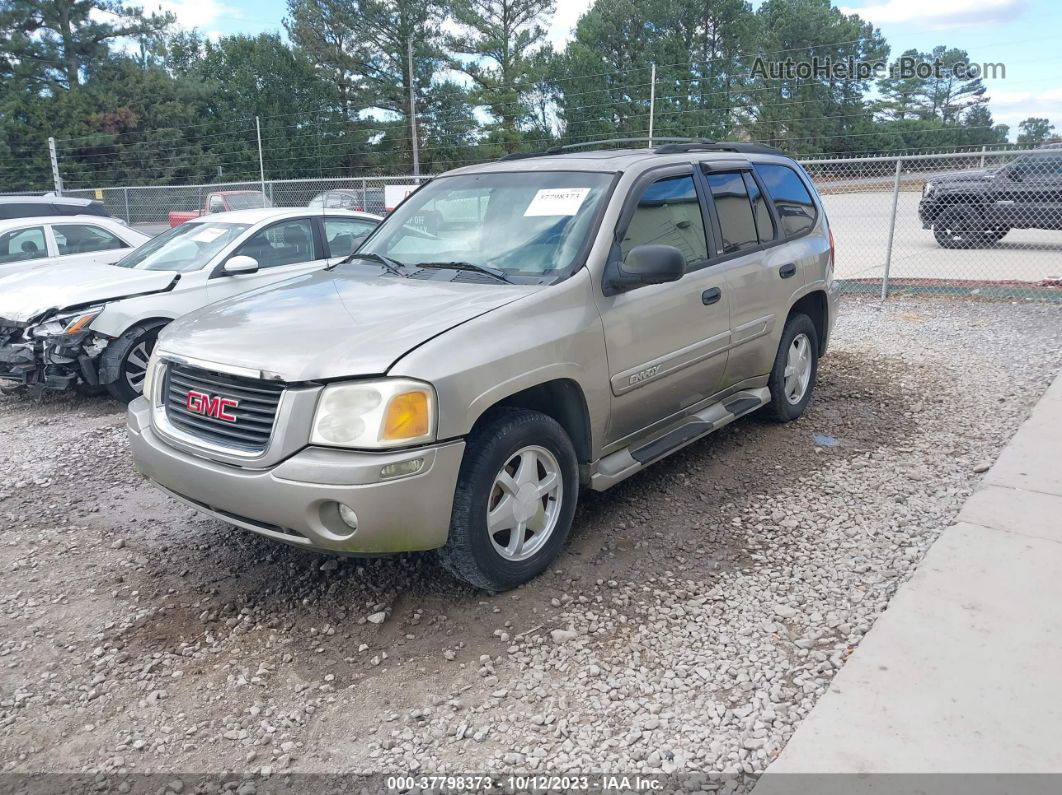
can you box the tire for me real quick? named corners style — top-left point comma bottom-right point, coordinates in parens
top-left (104, 325), bottom-right (162, 403)
top-left (766, 313), bottom-right (819, 422)
top-left (437, 408), bottom-right (579, 591)
top-left (933, 205), bottom-right (987, 249)
top-left (983, 227), bottom-right (1010, 244)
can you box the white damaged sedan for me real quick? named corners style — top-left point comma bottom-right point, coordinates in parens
top-left (0, 207), bottom-right (380, 401)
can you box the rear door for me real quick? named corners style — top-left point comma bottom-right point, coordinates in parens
top-left (0, 225), bottom-right (50, 275)
top-left (48, 222), bottom-right (133, 268)
top-left (207, 216), bottom-right (330, 302)
top-left (595, 166), bottom-right (731, 449)
top-left (700, 162), bottom-right (814, 388)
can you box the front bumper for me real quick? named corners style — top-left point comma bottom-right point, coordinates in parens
top-left (918, 197), bottom-right (939, 229)
top-left (127, 398), bottom-right (465, 554)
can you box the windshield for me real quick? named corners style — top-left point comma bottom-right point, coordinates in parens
top-left (358, 171), bottom-right (613, 281)
top-left (113, 222), bottom-right (249, 272)
top-left (226, 192), bottom-right (271, 210)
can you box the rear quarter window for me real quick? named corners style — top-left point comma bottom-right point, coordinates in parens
top-left (753, 163), bottom-right (818, 237)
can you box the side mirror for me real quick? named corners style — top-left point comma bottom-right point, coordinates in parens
top-left (223, 255), bottom-right (259, 275)
top-left (609, 244), bottom-right (686, 291)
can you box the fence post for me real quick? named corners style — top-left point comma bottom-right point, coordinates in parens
top-left (648, 63), bottom-right (656, 149)
top-left (980, 145), bottom-right (986, 168)
top-left (256, 116), bottom-right (266, 197)
top-left (881, 156), bottom-right (903, 301)
top-left (408, 40), bottom-right (420, 176)
top-left (47, 137), bottom-right (63, 196)
top-left (124, 187), bottom-right (131, 224)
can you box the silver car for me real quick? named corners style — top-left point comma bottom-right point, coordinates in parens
top-left (128, 140), bottom-right (839, 591)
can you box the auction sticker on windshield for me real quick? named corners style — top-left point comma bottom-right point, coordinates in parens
top-left (524, 187), bottom-right (591, 216)
top-left (191, 226), bottom-right (229, 243)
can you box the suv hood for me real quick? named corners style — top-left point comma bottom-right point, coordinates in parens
top-left (0, 261), bottom-right (177, 325)
top-left (157, 270), bottom-right (538, 382)
top-left (927, 168), bottom-right (995, 187)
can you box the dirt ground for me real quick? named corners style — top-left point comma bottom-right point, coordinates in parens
top-left (0, 295), bottom-right (1060, 782)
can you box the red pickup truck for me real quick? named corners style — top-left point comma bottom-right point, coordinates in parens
top-left (168, 190), bottom-right (272, 227)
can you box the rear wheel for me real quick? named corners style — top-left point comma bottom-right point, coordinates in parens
top-left (438, 408), bottom-right (578, 591)
top-left (104, 326), bottom-right (161, 403)
top-left (766, 313), bottom-right (819, 422)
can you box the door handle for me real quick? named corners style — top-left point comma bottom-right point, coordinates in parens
top-left (701, 287), bottom-right (722, 305)
top-left (779, 263), bottom-right (797, 279)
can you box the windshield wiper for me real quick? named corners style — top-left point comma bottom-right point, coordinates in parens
top-left (328, 251), bottom-right (407, 276)
top-left (412, 261), bottom-right (514, 284)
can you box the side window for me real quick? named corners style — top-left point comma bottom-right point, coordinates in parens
top-left (323, 217), bottom-right (377, 257)
top-left (0, 226), bottom-right (47, 264)
top-left (743, 172), bottom-right (776, 243)
top-left (52, 224), bottom-right (127, 256)
top-left (754, 163), bottom-right (818, 237)
top-left (235, 219), bottom-right (315, 268)
top-left (704, 171), bottom-right (758, 255)
top-left (620, 174), bottom-right (708, 268)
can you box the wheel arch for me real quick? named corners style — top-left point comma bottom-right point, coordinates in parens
top-left (786, 290), bottom-right (829, 356)
top-left (98, 317), bottom-right (171, 384)
top-left (468, 378), bottom-right (593, 475)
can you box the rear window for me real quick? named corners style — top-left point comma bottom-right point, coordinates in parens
top-left (753, 164), bottom-right (817, 237)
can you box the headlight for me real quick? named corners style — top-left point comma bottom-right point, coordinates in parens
top-left (143, 350), bottom-right (162, 404)
top-left (31, 307), bottom-right (104, 338)
top-left (311, 379), bottom-right (436, 449)
top-left (923, 181), bottom-right (935, 196)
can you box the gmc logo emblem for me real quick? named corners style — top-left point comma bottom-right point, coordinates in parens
top-left (186, 389), bottom-right (239, 423)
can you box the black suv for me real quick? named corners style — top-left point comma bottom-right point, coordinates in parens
top-left (0, 195), bottom-right (111, 221)
top-left (919, 143), bottom-right (1062, 248)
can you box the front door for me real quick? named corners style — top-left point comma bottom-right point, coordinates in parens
top-left (991, 152), bottom-right (1062, 229)
top-left (207, 216), bottom-right (330, 303)
top-left (595, 168), bottom-right (731, 450)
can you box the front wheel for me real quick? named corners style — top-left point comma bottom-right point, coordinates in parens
top-left (933, 205), bottom-right (987, 249)
top-left (104, 325), bottom-right (162, 403)
top-left (766, 313), bottom-right (819, 422)
top-left (438, 408), bottom-right (579, 591)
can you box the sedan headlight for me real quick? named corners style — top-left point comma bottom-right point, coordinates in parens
top-left (31, 307), bottom-right (104, 338)
top-left (923, 181), bottom-right (935, 196)
top-left (311, 379), bottom-right (436, 449)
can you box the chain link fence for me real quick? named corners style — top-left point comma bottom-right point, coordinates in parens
top-left (18, 146), bottom-right (1062, 302)
top-left (802, 146), bottom-right (1062, 302)
top-left (62, 176), bottom-right (432, 233)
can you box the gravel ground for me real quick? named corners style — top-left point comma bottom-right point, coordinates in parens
top-left (0, 295), bottom-right (1059, 785)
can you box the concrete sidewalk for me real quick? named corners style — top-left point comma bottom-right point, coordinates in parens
top-left (756, 371), bottom-right (1062, 782)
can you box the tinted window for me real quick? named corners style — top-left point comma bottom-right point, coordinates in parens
top-left (0, 203), bottom-right (48, 220)
top-left (754, 164), bottom-right (817, 237)
top-left (0, 226), bottom-right (47, 264)
top-left (620, 175), bottom-right (708, 267)
top-left (236, 219), bottom-right (316, 268)
top-left (323, 217), bottom-right (377, 257)
top-left (744, 172), bottom-right (776, 243)
top-left (52, 223), bottom-right (127, 255)
top-left (705, 172), bottom-right (758, 255)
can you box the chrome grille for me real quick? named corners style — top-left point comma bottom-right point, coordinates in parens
top-left (163, 362), bottom-right (284, 452)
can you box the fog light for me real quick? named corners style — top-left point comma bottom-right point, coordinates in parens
top-left (338, 504), bottom-right (359, 530)
top-left (380, 457), bottom-right (425, 480)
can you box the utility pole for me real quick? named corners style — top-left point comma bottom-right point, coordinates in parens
top-left (648, 63), bottom-right (656, 149)
top-left (408, 39), bottom-right (420, 176)
top-left (255, 116), bottom-right (266, 196)
top-left (48, 137), bottom-right (63, 196)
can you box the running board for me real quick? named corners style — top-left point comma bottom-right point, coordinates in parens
top-left (590, 387), bottom-right (770, 490)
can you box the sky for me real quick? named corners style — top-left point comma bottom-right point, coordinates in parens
top-left (151, 0), bottom-right (1062, 140)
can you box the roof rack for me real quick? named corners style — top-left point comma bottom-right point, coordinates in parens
top-left (496, 137), bottom-right (784, 162)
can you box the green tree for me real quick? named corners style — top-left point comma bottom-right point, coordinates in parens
top-left (749, 0), bottom-right (887, 155)
top-left (1017, 117), bottom-right (1055, 147)
top-left (445, 0), bottom-right (555, 152)
top-left (0, 0), bottom-right (171, 90)
top-left (877, 46), bottom-right (986, 124)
